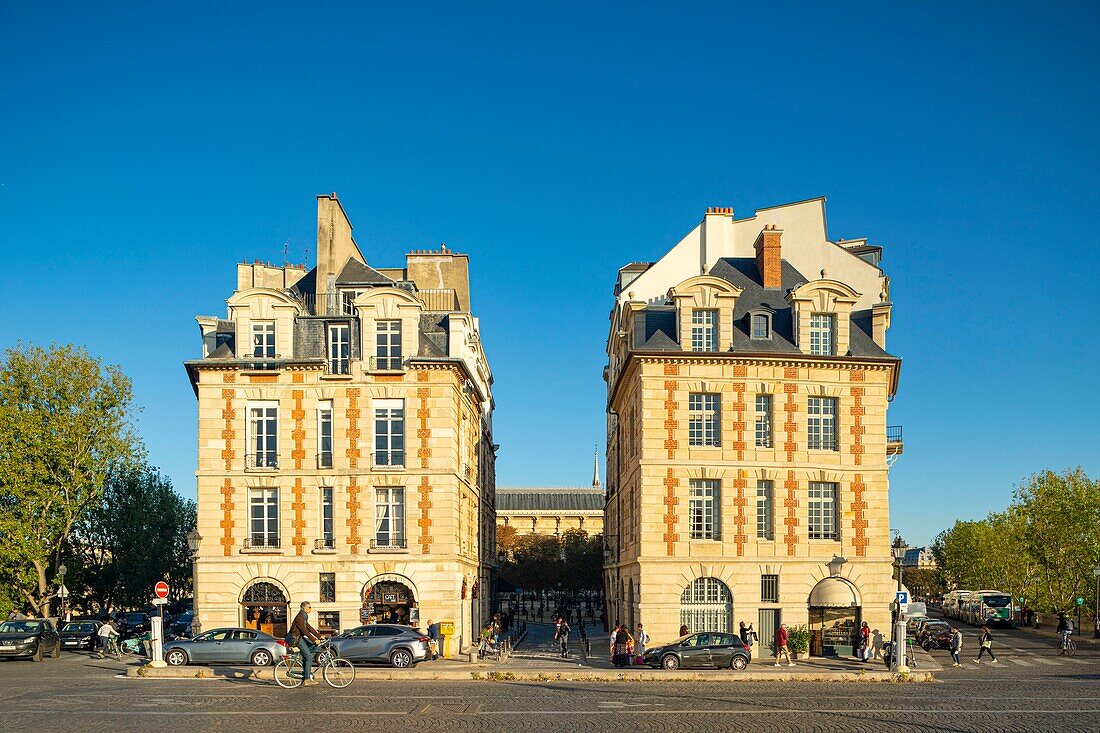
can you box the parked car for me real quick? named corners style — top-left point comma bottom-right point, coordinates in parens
top-left (163, 627), bottom-right (287, 667)
top-left (643, 632), bottom-right (751, 670)
top-left (60, 621), bottom-right (100, 651)
top-left (920, 622), bottom-right (953, 651)
top-left (115, 612), bottom-right (151, 638)
top-left (0, 619), bottom-right (61, 661)
top-left (906, 615), bottom-right (930, 636)
top-left (328, 624), bottom-right (432, 668)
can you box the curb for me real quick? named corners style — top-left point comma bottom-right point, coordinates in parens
top-left (125, 665), bottom-right (929, 683)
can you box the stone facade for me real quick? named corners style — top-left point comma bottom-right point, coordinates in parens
top-left (496, 489), bottom-right (605, 537)
top-left (186, 194), bottom-right (496, 652)
top-left (603, 199), bottom-right (903, 654)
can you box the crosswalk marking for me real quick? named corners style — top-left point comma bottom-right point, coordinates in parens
top-left (1009, 658), bottom-right (1033, 666)
top-left (1032, 657), bottom-right (1061, 666)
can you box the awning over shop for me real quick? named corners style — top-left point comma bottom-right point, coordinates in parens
top-left (808, 578), bottom-right (861, 608)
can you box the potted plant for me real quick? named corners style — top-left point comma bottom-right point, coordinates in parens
top-left (788, 625), bottom-right (811, 659)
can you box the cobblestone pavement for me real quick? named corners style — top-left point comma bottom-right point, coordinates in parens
top-left (2, 626), bottom-right (1097, 733)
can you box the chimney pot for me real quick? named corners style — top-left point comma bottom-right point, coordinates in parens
top-left (755, 226), bottom-right (783, 289)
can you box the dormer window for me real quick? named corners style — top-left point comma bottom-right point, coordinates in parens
top-left (809, 314), bottom-right (835, 356)
top-left (252, 321), bottom-right (275, 358)
top-left (690, 309), bottom-right (718, 352)
top-left (751, 313), bottom-right (771, 340)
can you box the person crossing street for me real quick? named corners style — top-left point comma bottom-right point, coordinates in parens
top-left (975, 625), bottom-right (997, 664)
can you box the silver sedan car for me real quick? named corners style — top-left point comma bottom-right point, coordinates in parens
top-left (163, 627), bottom-right (287, 667)
top-left (328, 624), bottom-right (432, 668)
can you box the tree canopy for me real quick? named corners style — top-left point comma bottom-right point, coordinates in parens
top-left (0, 343), bottom-right (142, 615)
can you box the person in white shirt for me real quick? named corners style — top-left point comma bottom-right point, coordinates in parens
top-left (634, 623), bottom-right (649, 665)
top-left (95, 619), bottom-right (119, 658)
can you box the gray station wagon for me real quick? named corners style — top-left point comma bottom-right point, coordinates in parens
top-left (163, 627), bottom-right (287, 667)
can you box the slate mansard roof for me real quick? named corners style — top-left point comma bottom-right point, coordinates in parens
top-left (496, 488), bottom-right (606, 513)
top-left (631, 257), bottom-right (892, 360)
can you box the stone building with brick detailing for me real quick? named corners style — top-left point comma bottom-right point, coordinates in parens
top-left (603, 198), bottom-right (903, 655)
top-left (185, 194), bottom-right (496, 652)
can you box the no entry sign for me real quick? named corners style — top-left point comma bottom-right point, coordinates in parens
top-left (155, 581), bottom-right (170, 599)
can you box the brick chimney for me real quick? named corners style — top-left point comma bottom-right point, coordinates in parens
top-left (755, 225), bottom-right (783, 289)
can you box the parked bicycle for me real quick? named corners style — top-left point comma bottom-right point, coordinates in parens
top-left (274, 640), bottom-right (355, 688)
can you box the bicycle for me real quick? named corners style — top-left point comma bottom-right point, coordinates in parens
top-left (274, 640), bottom-right (355, 688)
top-left (96, 635), bottom-right (123, 661)
top-left (1059, 635), bottom-right (1077, 656)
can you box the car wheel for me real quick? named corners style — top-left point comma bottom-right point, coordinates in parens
top-left (922, 642), bottom-right (932, 652)
top-left (661, 654), bottom-right (680, 670)
top-left (731, 655), bottom-right (748, 671)
top-left (390, 649), bottom-right (414, 668)
top-left (251, 649), bottom-right (273, 666)
top-left (52, 642), bottom-right (61, 659)
top-left (165, 649), bottom-right (188, 666)
top-left (32, 643), bottom-right (44, 662)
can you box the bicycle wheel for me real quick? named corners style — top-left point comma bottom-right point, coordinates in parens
top-left (1069, 640), bottom-right (1077, 657)
top-left (273, 657), bottom-right (304, 688)
top-left (323, 658), bottom-right (355, 688)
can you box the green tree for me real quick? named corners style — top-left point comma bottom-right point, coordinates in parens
top-left (73, 465), bottom-right (196, 611)
top-left (560, 529), bottom-right (602, 591)
top-left (0, 343), bottom-right (141, 615)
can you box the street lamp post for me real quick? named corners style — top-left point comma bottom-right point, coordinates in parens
top-left (1093, 564), bottom-right (1100, 639)
top-left (891, 535), bottom-right (908, 673)
top-left (186, 528), bottom-right (202, 637)
top-left (57, 564), bottom-right (68, 624)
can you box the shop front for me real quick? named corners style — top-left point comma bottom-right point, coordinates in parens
top-left (807, 578), bottom-right (861, 658)
top-left (240, 580), bottom-right (289, 639)
top-left (362, 574), bottom-right (419, 627)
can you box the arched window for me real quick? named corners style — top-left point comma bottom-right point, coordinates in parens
top-left (242, 581), bottom-right (287, 604)
top-left (680, 577), bottom-right (733, 634)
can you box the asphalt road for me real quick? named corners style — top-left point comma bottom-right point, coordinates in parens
top-left (2, 623), bottom-right (1097, 733)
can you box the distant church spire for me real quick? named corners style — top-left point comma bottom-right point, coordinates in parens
top-left (592, 445), bottom-right (601, 489)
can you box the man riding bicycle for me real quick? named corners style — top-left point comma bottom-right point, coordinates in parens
top-left (289, 601), bottom-right (324, 685)
top-left (1057, 613), bottom-right (1074, 654)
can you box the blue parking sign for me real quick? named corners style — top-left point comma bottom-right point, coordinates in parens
top-left (896, 591), bottom-right (909, 605)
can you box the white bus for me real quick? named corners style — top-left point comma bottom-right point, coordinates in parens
top-left (942, 590), bottom-right (973, 620)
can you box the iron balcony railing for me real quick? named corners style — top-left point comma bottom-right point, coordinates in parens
top-left (244, 536), bottom-right (280, 549)
top-left (314, 537), bottom-right (336, 550)
top-left (326, 360), bottom-right (351, 376)
top-left (293, 288), bottom-right (460, 316)
top-left (245, 454), bottom-right (279, 470)
top-left (370, 538), bottom-right (408, 551)
top-left (369, 356), bottom-right (405, 371)
top-left (887, 426), bottom-right (903, 443)
top-left (372, 451), bottom-right (406, 468)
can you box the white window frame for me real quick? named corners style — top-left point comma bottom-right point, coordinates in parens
top-left (808, 481), bottom-right (839, 540)
top-left (754, 394), bottom-right (773, 448)
top-left (320, 487), bottom-right (335, 547)
top-left (689, 479), bottom-right (720, 540)
top-left (373, 398), bottom-right (405, 467)
top-left (248, 488), bottom-right (279, 547)
top-left (317, 401), bottom-right (333, 468)
top-left (328, 323), bottom-right (350, 375)
top-left (807, 396), bottom-right (838, 451)
top-left (688, 393), bottom-right (721, 447)
top-left (374, 487), bottom-right (406, 548)
top-left (252, 321), bottom-right (276, 358)
top-left (756, 480), bottom-right (774, 540)
top-left (340, 290), bottom-right (360, 316)
top-left (247, 401), bottom-right (279, 469)
top-left (809, 313), bottom-right (835, 356)
top-left (680, 577), bottom-right (733, 634)
top-left (375, 320), bottom-right (402, 370)
top-left (690, 309), bottom-right (718, 352)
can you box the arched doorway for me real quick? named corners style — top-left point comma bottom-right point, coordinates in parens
top-left (362, 574), bottom-right (419, 626)
top-left (241, 581), bottom-right (288, 639)
top-left (680, 577), bottom-right (733, 634)
top-left (807, 577), bottom-right (862, 657)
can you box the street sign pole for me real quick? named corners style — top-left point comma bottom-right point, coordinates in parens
top-left (150, 581), bottom-right (170, 668)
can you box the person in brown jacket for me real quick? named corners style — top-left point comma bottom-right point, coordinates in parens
top-left (289, 601), bottom-right (323, 684)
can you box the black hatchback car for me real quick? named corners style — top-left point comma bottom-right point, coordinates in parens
top-left (60, 621), bottom-right (101, 651)
top-left (643, 632), bottom-right (751, 670)
top-left (0, 619), bottom-right (61, 661)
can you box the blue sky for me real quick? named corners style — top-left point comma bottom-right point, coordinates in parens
top-left (2, 2), bottom-right (1097, 546)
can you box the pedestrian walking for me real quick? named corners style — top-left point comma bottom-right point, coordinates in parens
top-left (426, 619), bottom-right (439, 659)
top-left (774, 623), bottom-right (795, 667)
top-left (94, 618), bottom-right (119, 658)
top-left (554, 616), bottom-right (571, 658)
top-left (634, 623), bottom-right (649, 665)
top-left (739, 621), bottom-right (758, 660)
top-left (975, 625), bottom-right (997, 664)
top-left (949, 627), bottom-right (963, 667)
top-left (858, 621), bottom-right (871, 661)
